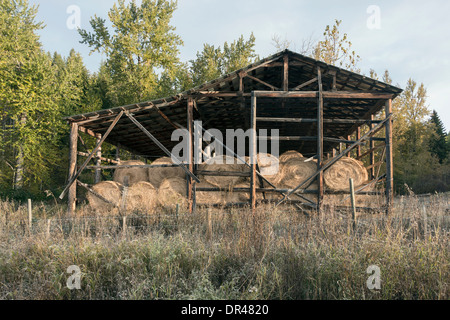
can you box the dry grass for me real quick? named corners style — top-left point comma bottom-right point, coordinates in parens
top-left (0, 193), bottom-right (448, 300)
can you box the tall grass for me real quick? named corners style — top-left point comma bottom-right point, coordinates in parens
top-left (0, 194), bottom-right (448, 300)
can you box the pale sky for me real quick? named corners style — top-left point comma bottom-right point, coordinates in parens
top-left (29, 0), bottom-right (450, 130)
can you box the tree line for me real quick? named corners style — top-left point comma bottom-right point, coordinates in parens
top-left (0, 0), bottom-right (448, 200)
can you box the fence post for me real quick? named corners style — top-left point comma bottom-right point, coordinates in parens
top-left (122, 215), bottom-right (127, 239)
top-left (46, 219), bottom-right (51, 239)
top-left (349, 179), bottom-right (357, 231)
top-left (206, 208), bottom-right (212, 242)
top-left (27, 199), bottom-right (32, 231)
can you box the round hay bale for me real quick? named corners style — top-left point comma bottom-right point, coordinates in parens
top-left (198, 155), bottom-right (249, 188)
top-left (324, 157), bottom-right (368, 191)
top-left (113, 160), bottom-right (148, 186)
top-left (125, 181), bottom-right (158, 214)
top-left (87, 181), bottom-right (123, 214)
top-left (279, 150), bottom-right (303, 163)
top-left (196, 181), bottom-right (227, 205)
top-left (278, 157), bottom-right (318, 189)
top-left (257, 153), bottom-right (282, 185)
top-left (158, 177), bottom-right (187, 209)
top-left (147, 157), bottom-right (185, 188)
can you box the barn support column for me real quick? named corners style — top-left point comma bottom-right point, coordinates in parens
top-left (317, 67), bottom-right (324, 209)
top-left (250, 92), bottom-right (257, 212)
top-left (385, 99), bottom-right (394, 215)
top-left (369, 115), bottom-right (375, 180)
top-left (68, 122), bottom-right (78, 215)
top-left (94, 134), bottom-right (102, 184)
top-left (187, 97), bottom-right (195, 214)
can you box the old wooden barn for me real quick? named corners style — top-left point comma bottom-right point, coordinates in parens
top-left (60, 49), bottom-right (403, 215)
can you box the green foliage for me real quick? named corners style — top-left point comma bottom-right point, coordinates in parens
top-left (428, 110), bottom-right (449, 164)
top-left (78, 0), bottom-right (183, 106)
top-left (313, 19), bottom-right (361, 72)
top-left (189, 33), bottom-right (258, 87)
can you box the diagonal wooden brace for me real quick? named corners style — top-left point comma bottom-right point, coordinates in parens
top-left (276, 114), bottom-right (392, 207)
top-left (125, 112), bottom-right (200, 183)
top-left (59, 111), bottom-right (124, 200)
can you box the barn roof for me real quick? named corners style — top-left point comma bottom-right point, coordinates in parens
top-left (66, 49), bottom-right (403, 158)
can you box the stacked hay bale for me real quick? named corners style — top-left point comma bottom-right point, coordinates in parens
top-left (322, 157), bottom-right (374, 208)
top-left (277, 156), bottom-right (319, 204)
top-left (147, 157), bottom-right (185, 188)
top-left (198, 155), bottom-right (249, 188)
top-left (195, 181), bottom-right (228, 205)
top-left (125, 181), bottom-right (158, 213)
top-left (157, 177), bottom-right (188, 210)
top-left (87, 181), bottom-right (123, 214)
top-left (113, 160), bottom-right (148, 186)
top-left (279, 150), bottom-right (303, 163)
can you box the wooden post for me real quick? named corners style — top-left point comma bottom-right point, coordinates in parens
top-left (349, 178), bottom-right (357, 230)
top-left (385, 99), bottom-right (394, 215)
top-left (27, 199), bottom-right (32, 231)
top-left (95, 134), bottom-right (102, 184)
top-left (369, 115), bottom-right (375, 180)
top-left (61, 112), bottom-right (123, 201)
top-left (68, 122), bottom-right (78, 215)
top-left (283, 54), bottom-right (289, 91)
top-left (187, 97), bottom-right (195, 213)
top-left (356, 127), bottom-right (362, 159)
top-left (317, 67), bottom-right (324, 209)
top-left (122, 216), bottom-right (127, 239)
top-left (120, 176), bottom-right (129, 215)
top-left (250, 93), bottom-right (257, 211)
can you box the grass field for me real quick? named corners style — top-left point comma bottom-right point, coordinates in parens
top-left (0, 193), bottom-right (448, 300)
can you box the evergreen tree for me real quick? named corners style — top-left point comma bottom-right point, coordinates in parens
top-left (429, 110), bottom-right (449, 164)
top-left (0, 0), bottom-right (63, 193)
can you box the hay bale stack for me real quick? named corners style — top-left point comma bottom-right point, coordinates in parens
top-left (257, 153), bottom-right (282, 185)
top-left (125, 181), bottom-right (158, 213)
top-left (324, 157), bottom-right (368, 191)
top-left (278, 157), bottom-right (317, 189)
top-left (279, 150), bottom-right (303, 163)
top-left (87, 181), bottom-right (123, 214)
top-left (195, 181), bottom-right (227, 205)
top-left (113, 160), bottom-right (148, 186)
top-left (147, 157), bottom-right (185, 188)
top-left (157, 177), bottom-right (187, 209)
top-left (198, 155), bottom-right (249, 188)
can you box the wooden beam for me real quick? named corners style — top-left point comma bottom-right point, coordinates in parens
top-left (385, 99), bottom-right (394, 215)
top-left (253, 91), bottom-right (395, 99)
top-left (94, 134), bottom-right (102, 184)
top-left (244, 73), bottom-right (279, 91)
top-left (369, 115), bottom-right (375, 179)
top-left (292, 77), bottom-right (318, 91)
top-left (250, 93), bottom-right (257, 211)
top-left (60, 111), bottom-right (124, 200)
top-left (187, 97), bottom-right (195, 213)
top-left (283, 54), bottom-right (289, 91)
top-left (78, 152), bottom-right (119, 165)
top-left (67, 123), bottom-right (78, 215)
top-left (125, 111), bottom-right (200, 183)
top-left (317, 67), bottom-right (324, 206)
